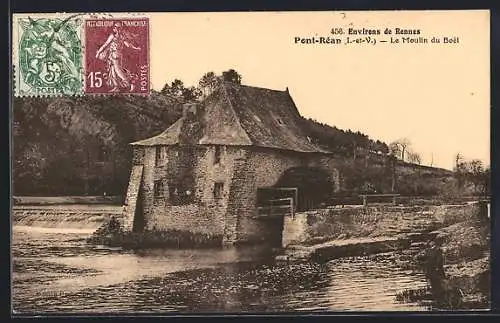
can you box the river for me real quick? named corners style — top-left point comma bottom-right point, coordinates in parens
top-left (12, 225), bottom-right (433, 314)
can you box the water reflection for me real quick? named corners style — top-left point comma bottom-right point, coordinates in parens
top-left (12, 226), bottom-right (430, 313)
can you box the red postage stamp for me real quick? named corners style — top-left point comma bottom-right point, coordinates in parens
top-left (84, 18), bottom-right (149, 94)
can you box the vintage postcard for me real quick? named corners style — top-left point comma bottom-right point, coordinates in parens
top-left (11, 10), bottom-right (491, 314)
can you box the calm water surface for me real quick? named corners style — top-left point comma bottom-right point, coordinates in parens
top-left (12, 225), bottom-right (432, 314)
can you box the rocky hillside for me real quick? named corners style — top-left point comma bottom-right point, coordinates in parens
top-left (13, 92), bottom-right (183, 196)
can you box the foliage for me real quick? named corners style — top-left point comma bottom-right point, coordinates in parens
top-left (407, 150), bottom-right (422, 165)
top-left (221, 69), bottom-right (242, 84)
top-left (299, 117), bottom-right (389, 157)
top-left (453, 155), bottom-right (490, 196)
top-left (390, 138), bottom-right (412, 161)
top-left (13, 94), bottom-right (183, 196)
top-left (198, 71), bottom-right (219, 97)
top-left (161, 79), bottom-right (203, 102)
top-left (337, 158), bottom-right (394, 194)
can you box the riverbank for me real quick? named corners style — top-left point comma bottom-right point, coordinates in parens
top-left (282, 203), bottom-right (484, 247)
top-left (391, 217), bottom-right (490, 310)
top-left (278, 201), bottom-right (490, 310)
top-left (431, 217), bottom-right (490, 309)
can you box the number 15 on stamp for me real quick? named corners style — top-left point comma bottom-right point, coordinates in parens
top-left (84, 18), bottom-right (150, 95)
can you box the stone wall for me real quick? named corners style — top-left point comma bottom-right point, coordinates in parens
top-left (231, 148), bottom-right (306, 244)
top-left (133, 144), bottom-right (346, 245)
top-left (130, 142), bottom-right (458, 247)
top-left (134, 143), bottom-right (461, 247)
top-left (122, 165), bottom-right (143, 231)
top-left (224, 148), bottom-right (342, 244)
top-left (142, 145), bottom-right (243, 236)
top-left (282, 203), bottom-right (484, 247)
top-left (141, 146), bottom-right (156, 228)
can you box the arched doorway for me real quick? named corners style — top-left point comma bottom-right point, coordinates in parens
top-left (274, 166), bottom-right (334, 211)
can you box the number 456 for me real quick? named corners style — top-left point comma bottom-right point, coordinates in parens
top-left (87, 71), bottom-right (103, 88)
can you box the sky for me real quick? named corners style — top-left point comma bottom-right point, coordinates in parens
top-left (145, 10), bottom-right (489, 170)
top-left (16, 10), bottom-right (488, 170)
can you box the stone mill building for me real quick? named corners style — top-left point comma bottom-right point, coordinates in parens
top-left (122, 81), bottom-right (353, 246)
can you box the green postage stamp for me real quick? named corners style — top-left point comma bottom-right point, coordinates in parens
top-left (14, 15), bottom-right (84, 96)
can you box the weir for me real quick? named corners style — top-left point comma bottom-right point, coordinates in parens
top-left (12, 205), bottom-right (123, 229)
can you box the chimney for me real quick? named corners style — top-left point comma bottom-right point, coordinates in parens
top-left (182, 102), bottom-right (198, 120)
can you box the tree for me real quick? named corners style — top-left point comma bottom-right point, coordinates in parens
top-left (455, 153), bottom-right (464, 170)
top-left (453, 153), bottom-right (467, 191)
top-left (161, 79), bottom-right (202, 102)
top-left (222, 69), bottom-right (242, 84)
top-left (198, 71), bottom-right (219, 96)
top-left (374, 140), bottom-right (389, 154)
top-left (407, 151), bottom-right (422, 165)
top-left (161, 79), bottom-right (185, 98)
top-left (392, 138), bottom-right (411, 161)
top-left (466, 159), bottom-right (485, 194)
top-left (181, 86), bottom-right (202, 102)
top-left (482, 166), bottom-right (491, 196)
top-left (453, 154), bottom-right (489, 195)
top-left (389, 142), bottom-right (401, 157)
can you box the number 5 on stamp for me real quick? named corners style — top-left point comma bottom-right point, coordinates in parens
top-left (15, 16), bottom-right (84, 96)
top-left (84, 18), bottom-right (150, 95)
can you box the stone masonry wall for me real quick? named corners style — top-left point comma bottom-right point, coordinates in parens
top-left (122, 165), bottom-right (143, 231)
top-left (141, 146), bottom-right (156, 229)
top-left (282, 203), bottom-right (484, 247)
top-left (134, 144), bottom-right (346, 246)
top-left (227, 147), bottom-right (344, 245)
top-left (232, 148), bottom-right (307, 244)
top-left (144, 145), bottom-right (242, 236)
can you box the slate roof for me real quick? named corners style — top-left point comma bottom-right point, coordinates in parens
top-left (131, 82), bottom-right (329, 154)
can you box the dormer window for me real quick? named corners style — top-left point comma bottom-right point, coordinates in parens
top-left (214, 145), bottom-right (221, 164)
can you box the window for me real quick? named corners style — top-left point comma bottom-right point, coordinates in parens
top-left (168, 185), bottom-right (195, 205)
top-left (133, 148), bottom-right (144, 165)
top-left (214, 182), bottom-right (224, 199)
top-left (154, 180), bottom-right (163, 198)
top-left (155, 146), bottom-right (162, 166)
top-left (155, 146), bottom-right (168, 166)
top-left (214, 145), bottom-right (221, 164)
